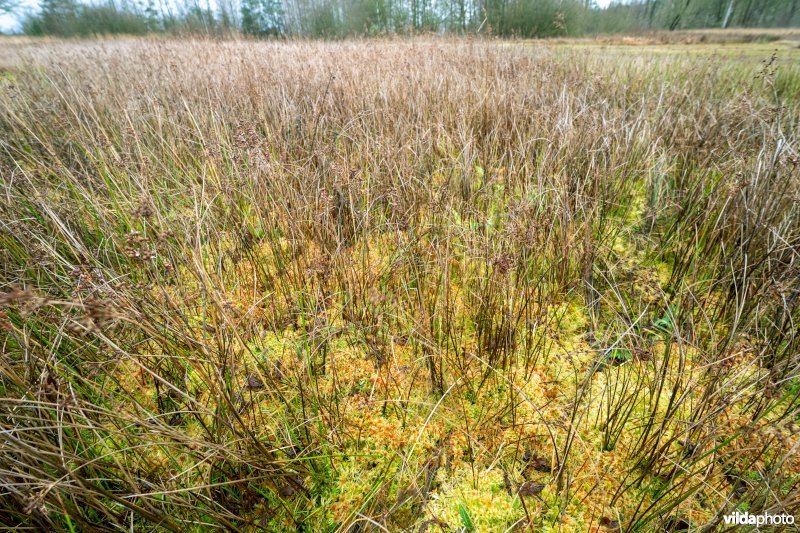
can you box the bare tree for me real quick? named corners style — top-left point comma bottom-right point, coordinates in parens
top-left (721, 0), bottom-right (734, 27)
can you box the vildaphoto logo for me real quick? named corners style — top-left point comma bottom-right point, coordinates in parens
top-left (723, 511), bottom-right (795, 526)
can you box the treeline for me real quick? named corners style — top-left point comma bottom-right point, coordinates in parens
top-left (598, 0), bottom-right (800, 32)
top-left (18, 0), bottom-right (800, 38)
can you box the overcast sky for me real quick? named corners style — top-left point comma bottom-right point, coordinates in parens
top-left (1, 0), bottom-right (616, 32)
top-left (1, 0), bottom-right (36, 31)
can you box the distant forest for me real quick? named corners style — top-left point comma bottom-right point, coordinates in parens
top-left (5, 0), bottom-right (800, 38)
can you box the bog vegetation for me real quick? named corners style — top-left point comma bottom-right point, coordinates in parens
top-left (0, 37), bottom-right (799, 531)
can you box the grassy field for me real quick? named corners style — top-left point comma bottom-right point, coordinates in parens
top-left (0, 36), bottom-right (799, 531)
